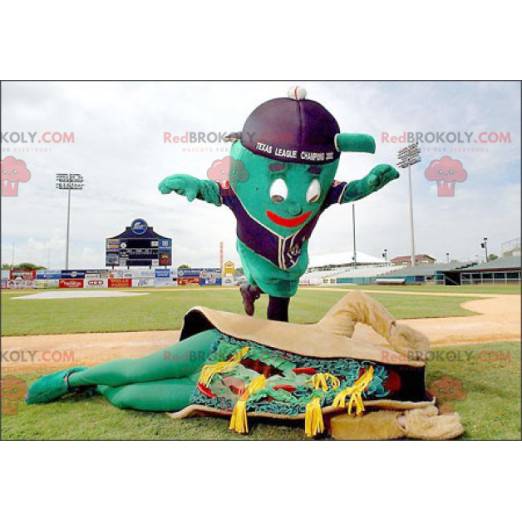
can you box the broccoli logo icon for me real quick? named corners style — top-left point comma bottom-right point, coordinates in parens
top-left (1, 156), bottom-right (31, 197)
top-left (207, 156), bottom-right (232, 189)
top-left (424, 155), bottom-right (467, 197)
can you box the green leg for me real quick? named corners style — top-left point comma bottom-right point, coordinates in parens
top-left (26, 329), bottom-right (220, 405)
top-left (97, 376), bottom-right (197, 412)
top-left (68, 328), bottom-right (220, 388)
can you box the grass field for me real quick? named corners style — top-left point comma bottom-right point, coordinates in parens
top-left (335, 284), bottom-right (521, 294)
top-left (1, 287), bottom-right (483, 336)
top-left (2, 341), bottom-right (519, 440)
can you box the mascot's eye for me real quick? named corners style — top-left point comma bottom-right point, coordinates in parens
top-left (306, 179), bottom-right (321, 203)
top-left (270, 178), bottom-right (288, 203)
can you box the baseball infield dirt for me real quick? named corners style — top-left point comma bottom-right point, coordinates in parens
top-left (1, 294), bottom-right (520, 375)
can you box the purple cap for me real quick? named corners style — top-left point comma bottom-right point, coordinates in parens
top-left (237, 87), bottom-right (341, 165)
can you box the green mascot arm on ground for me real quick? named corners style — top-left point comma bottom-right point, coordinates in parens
top-left (341, 164), bottom-right (400, 203)
top-left (158, 174), bottom-right (221, 206)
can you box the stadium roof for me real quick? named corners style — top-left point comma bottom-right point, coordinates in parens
top-left (109, 226), bottom-right (169, 240)
top-left (391, 254), bottom-right (436, 264)
top-left (382, 261), bottom-right (474, 277)
top-left (308, 251), bottom-right (384, 268)
top-left (456, 256), bottom-right (521, 272)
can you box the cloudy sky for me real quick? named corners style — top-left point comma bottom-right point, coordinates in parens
top-left (1, 81), bottom-right (520, 269)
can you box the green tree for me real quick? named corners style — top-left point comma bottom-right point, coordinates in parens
top-left (177, 264), bottom-right (190, 269)
top-left (2, 262), bottom-right (47, 270)
top-left (487, 254), bottom-right (498, 261)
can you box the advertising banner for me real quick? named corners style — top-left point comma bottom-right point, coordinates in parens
top-left (200, 278), bottom-right (222, 286)
top-left (154, 279), bottom-right (174, 287)
top-left (42, 279), bottom-right (60, 289)
top-left (2, 270), bottom-right (11, 280)
top-left (155, 268), bottom-right (171, 278)
top-left (106, 253), bottom-right (119, 266)
top-left (132, 278), bottom-right (155, 288)
top-left (221, 275), bottom-right (235, 287)
top-left (132, 269), bottom-right (155, 278)
top-left (85, 269), bottom-right (110, 278)
top-left (85, 278), bottom-right (109, 288)
top-left (202, 268), bottom-right (221, 285)
top-left (108, 278), bottom-right (132, 288)
top-left (177, 268), bottom-right (202, 278)
top-left (36, 270), bottom-right (62, 280)
top-left (60, 270), bottom-right (86, 279)
top-left (7, 279), bottom-right (34, 289)
top-left (106, 238), bottom-right (120, 252)
top-left (223, 261), bottom-right (235, 277)
top-left (110, 270), bottom-right (133, 279)
top-left (1, 279), bottom-right (8, 289)
top-left (33, 279), bottom-right (59, 289)
top-left (199, 268), bottom-right (222, 286)
top-left (158, 252), bottom-right (171, 266)
top-left (59, 278), bottom-right (84, 289)
top-left (177, 276), bottom-right (200, 286)
top-left (10, 269), bottom-right (36, 280)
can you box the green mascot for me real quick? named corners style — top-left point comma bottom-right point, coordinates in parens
top-left (159, 86), bottom-right (400, 321)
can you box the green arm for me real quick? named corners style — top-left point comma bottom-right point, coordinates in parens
top-left (336, 133), bottom-right (376, 154)
top-left (341, 164), bottom-right (400, 204)
top-left (158, 174), bottom-right (221, 206)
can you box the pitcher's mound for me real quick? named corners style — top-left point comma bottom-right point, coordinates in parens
top-left (13, 290), bottom-right (148, 300)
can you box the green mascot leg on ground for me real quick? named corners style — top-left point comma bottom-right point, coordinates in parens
top-left (26, 329), bottom-right (221, 407)
top-left (97, 377), bottom-right (197, 412)
top-left (68, 328), bottom-right (220, 388)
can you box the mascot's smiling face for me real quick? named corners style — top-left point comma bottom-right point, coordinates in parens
top-left (230, 141), bottom-right (339, 237)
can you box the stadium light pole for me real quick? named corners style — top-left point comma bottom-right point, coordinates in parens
top-left (382, 248), bottom-right (388, 263)
top-left (397, 143), bottom-right (422, 267)
top-left (481, 237), bottom-right (488, 262)
top-left (446, 252), bottom-right (450, 264)
top-left (56, 173), bottom-right (84, 269)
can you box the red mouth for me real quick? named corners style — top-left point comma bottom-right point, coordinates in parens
top-left (266, 210), bottom-right (312, 227)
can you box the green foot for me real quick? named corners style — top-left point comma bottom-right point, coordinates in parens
top-left (25, 367), bottom-right (87, 404)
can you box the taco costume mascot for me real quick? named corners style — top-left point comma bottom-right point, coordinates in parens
top-left (159, 87), bottom-right (400, 322)
top-left (26, 291), bottom-right (464, 440)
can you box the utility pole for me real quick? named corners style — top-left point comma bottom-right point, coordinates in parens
top-left (397, 143), bottom-right (422, 266)
top-left (446, 252), bottom-right (450, 264)
top-left (56, 173), bottom-right (84, 269)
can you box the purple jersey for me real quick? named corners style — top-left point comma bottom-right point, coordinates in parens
top-left (220, 181), bottom-right (347, 270)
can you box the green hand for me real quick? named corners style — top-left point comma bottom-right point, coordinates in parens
top-left (365, 164), bottom-right (400, 192)
top-left (158, 174), bottom-right (200, 202)
top-left (342, 164), bottom-right (400, 203)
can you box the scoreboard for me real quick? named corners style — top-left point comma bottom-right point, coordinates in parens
top-left (106, 218), bottom-right (172, 268)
